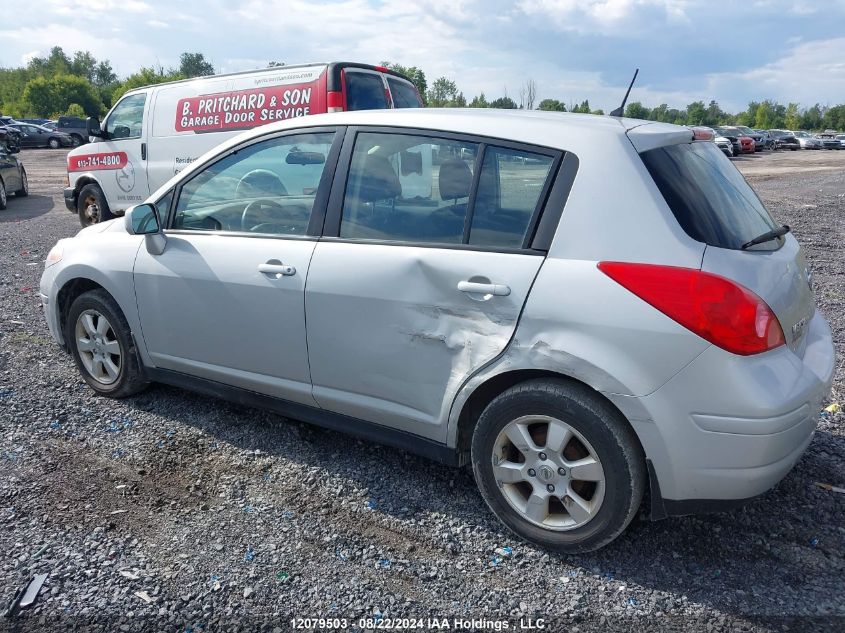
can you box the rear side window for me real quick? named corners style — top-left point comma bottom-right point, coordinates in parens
top-left (345, 73), bottom-right (388, 111)
top-left (469, 147), bottom-right (555, 248)
top-left (386, 77), bottom-right (423, 108)
top-left (640, 142), bottom-right (779, 250)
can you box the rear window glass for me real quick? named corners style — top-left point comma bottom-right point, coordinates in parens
top-left (345, 72), bottom-right (388, 111)
top-left (640, 141), bottom-right (779, 250)
top-left (387, 77), bottom-right (423, 108)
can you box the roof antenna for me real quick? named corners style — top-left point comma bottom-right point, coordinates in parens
top-left (610, 68), bottom-right (639, 117)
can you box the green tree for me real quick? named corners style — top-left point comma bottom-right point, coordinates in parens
top-left (27, 47), bottom-right (72, 77)
top-left (22, 74), bottom-right (102, 117)
top-left (112, 66), bottom-right (183, 102)
top-left (650, 103), bottom-right (669, 122)
top-left (65, 103), bottom-right (85, 117)
top-left (784, 103), bottom-right (800, 130)
top-left (179, 52), bottom-right (214, 78)
top-left (704, 100), bottom-right (725, 126)
top-left (427, 77), bottom-right (458, 107)
top-left (685, 101), bottom-right (706, 125)
top-left (489, 96), bottom-right (517, 109)
top-left (380, 62), bottom-right (427, 104)
top-left (754, 101), bottom-right (775, 129)
top-left (799, 104), bottom-right (823, 130)
top-left (624, 101), bottom-right (650, 119)
top-left (538, 98), bottom-right (566, 112)
top-left (469, 92), bottom-right (489, 108)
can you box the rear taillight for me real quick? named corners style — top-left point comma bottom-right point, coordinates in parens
top-left (327, 91), bottom-right (343, 113)
top-left (598, 262), bottom-right (785, 355)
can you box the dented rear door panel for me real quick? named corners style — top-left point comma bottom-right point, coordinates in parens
top-left (305, 242), bottom-right (544, 441)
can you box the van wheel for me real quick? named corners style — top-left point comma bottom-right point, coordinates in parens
top-left (66, 289), bottom-right (149, 398)
top-left (48, 137), bottom-right (61, 149)
top-left (0, 179), bottom-right (7, 210)
top-left (15, 168), bottom-right (29, 197)
top-left (77, 183), bottom-right (113, 227)
top-left (471, 379), bottom-right (645, 553)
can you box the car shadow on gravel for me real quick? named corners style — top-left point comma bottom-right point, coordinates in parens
top-left (122, 384), bottom-right (844, 623)
top-left (0, 194), bottom-right (54, 222)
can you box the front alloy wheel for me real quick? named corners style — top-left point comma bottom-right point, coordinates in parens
top-left (75, 309), bottom-right (122, 385)
top-left (493, 415), bottom-right (605, 531)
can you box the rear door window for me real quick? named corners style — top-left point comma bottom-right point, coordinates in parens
top-left (345, 72), bottom-right (388, 111)
top-left (469, 147), bottom-right (555, 248)
top-left (386, 77), bottom-right (423, 108)
top-left (640, 141), bottom-right (779, 250)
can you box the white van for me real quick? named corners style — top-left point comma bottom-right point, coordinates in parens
top-left (64, 62), bottom-right (423, 226)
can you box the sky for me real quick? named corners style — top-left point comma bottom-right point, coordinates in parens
top-left (3, 0), bottom-right (845, 112)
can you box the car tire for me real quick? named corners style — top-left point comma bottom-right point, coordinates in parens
top-left (471, 378), bottom-right (646, 553)
top-left (70, 134), bottom-right (83, 147)
top-left (77, 183), bottom-right (113, 227)
top-left (0, 178), bottom-right (7, 210)
top-left (66, 289), bottom-right (149, 398)
top-left (15, 168), bottom-right (28, 197)
top-left (48, 137), bottom-right (61, 149)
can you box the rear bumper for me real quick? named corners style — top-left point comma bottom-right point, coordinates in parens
top-left (611, 311), bottom-right (835, 507)
top-left (63, 187), bottom-right (76, 212)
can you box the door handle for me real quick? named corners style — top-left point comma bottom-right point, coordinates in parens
top-left (258, 262), bottom-right (296, 277)
top-left (457, 281), bottom-right (510, 296)
top-left (141, 142), bottom-right (147, 160)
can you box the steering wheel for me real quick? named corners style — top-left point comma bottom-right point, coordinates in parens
top-left (241, 198), bottom-right (286, 232)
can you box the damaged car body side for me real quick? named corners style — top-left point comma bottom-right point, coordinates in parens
top-left (41, 110), bottom-right (835, 552)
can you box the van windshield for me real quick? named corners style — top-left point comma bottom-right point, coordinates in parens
top-left (640, 141), bottom-right (779, 250)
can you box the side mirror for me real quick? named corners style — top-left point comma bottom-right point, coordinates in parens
top-left (125, 203), bottom-right (167, 255)
top-left (125, 203), bottom-right (161, 235)
top-left (86, 116), bottom-right (105, 139)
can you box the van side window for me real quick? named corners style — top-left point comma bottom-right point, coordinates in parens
top-left (105, 93), bottom-right (146, 140)
top-left (173, 132), bottom-right (334, 235)
top-left (340, 132), bottom-right (479, 244)
top-left (469, 147), bottom-right (555, 248)
top-left (345, 73), bottom-right (388, 111)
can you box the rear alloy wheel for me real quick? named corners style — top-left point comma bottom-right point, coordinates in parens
top-left (472, 379), bottom-right (645, 553)
top-left (492, 415), bottom-right (606, 530)
top-left (66, 289), bottom-right (148, 397)
top-left (15, 168), bottom-right (28, 197)
top-left (70, 134), bottom-right (82, 147)
top-left (48, 137), bottom-right (61, 149)
top-left (0, 179), bottom-right (7, 210)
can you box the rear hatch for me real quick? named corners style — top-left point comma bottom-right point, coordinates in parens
top-left (636, 137), bottom-right (815, 355)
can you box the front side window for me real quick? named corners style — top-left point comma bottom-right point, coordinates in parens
top-left (106, 93), bottom-right (146, 140)
top-left (345, 72), bottom-right (388, 111)
top-left (173, 132), bottom-right (334, 235)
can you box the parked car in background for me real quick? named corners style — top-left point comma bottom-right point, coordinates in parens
top-left (41, 121), bottom-right (58, 131)
top-left (815, 132), bottom-right (841, 150)
top-left (57, 116), bottom-right (88, 146)
top-left (768, 129), bottom-right (800, 151)
top-left (712, 127), bottom-right (742, 155)
top-left (792, 131), bottom-right (822, 149)
top-left (17, 118), bottom-right (52, 126)
top-left (734, 125), bottom-right (765, 151)
top-left (7, 122), bottom-right (74, 149)
top-left (707, 128), bottom-right (734, 157)
top-left (40, 110), bottom-right (834, 552)
top-left (836, 134), bottom-right (845, 148)
top-left (0, 117), bottom-right (23, 152)
top-left (0, 132), bottom-right (29, 209)
top-left (754, 129), bottom-right (776, 150)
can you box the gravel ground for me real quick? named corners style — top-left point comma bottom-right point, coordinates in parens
top-left (0, 148), bottom-right (843, 632)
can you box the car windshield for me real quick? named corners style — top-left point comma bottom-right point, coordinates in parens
top-left (640, 141), bottom-right (779, 251)
top-left (794, 131), bottom-right (809, 138)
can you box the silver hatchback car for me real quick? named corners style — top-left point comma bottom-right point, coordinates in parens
top-left (40, 110), bottom-right (835, 552)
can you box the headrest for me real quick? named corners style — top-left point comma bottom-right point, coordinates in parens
top-left (439, 158), bottom-right (472, 200)
top-left (355, 155), bottom-right (401, 202)
top-left (236, 169), bottom-right (287, 197)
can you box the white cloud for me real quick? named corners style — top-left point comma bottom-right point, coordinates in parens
top-left (518, 0), bottom-right (690, 32)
